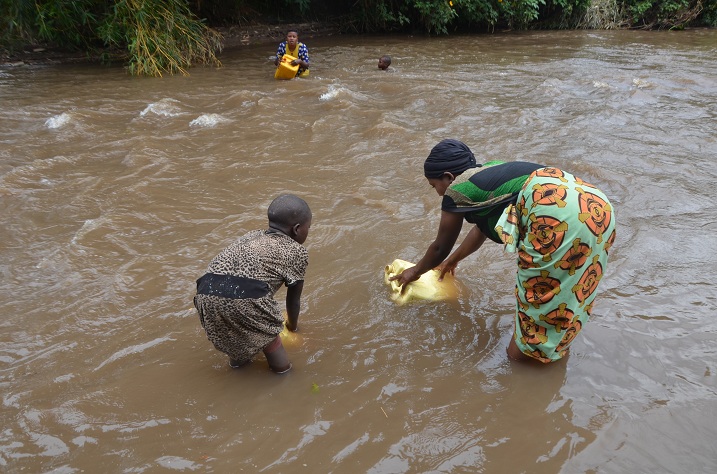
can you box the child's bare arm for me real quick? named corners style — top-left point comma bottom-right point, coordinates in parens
top-left (285, 281), bottom-right (304, 331)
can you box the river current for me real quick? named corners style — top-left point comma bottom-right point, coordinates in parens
top-left (1, 29), bottom-right (716, 472)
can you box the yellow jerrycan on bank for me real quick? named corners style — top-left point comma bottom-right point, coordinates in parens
top-left (384, 259), bottom-right (459, 305)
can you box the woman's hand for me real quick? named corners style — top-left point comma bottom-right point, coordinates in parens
top-left (389, 266), bottom-right (421, 291)
top-left (433, 226), bottom-right (487, 281)
top-left (435, 259), bottom-right (457, 281)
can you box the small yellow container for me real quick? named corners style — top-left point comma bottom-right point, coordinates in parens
top-left (279, 320), bottom-right (303, 347)
top-left (274, 54), bottom-right (299, 80)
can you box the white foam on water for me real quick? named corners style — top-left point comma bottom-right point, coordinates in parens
top-left (156, 456), bottom-right (200, 471)
top-left (94, 336), bottom-right (175, 371)
top-left (319, 85), bottom-right (344, 101)
top-left (189, 113), bottom-right (230, 128)
top-left (71, 217), bottom-right (105, 245)
top-left (140, 98), bottom-right (184, 117)
top-left (632, 77), bottom-right (652, 89)
top-left (45, 113), bottom-right (72, 129)
top-left (72, 436), bottom-right (98, 447)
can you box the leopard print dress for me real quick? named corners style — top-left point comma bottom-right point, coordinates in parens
top-left (193, 230), bottom-right (308, 364)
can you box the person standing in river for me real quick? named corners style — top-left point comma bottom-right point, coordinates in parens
top-left (193, 194), bottom-right (312, 373)
top-left (390, 139), bottom-right (616, 363)
top-left (274, 29), bottom-right (310, 78)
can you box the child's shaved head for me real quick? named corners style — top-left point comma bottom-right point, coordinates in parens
top-left (268, 194), bottom-right (312, 228)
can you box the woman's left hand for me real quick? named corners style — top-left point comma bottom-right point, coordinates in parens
top-left (435, 260), bottom-right (457, 281)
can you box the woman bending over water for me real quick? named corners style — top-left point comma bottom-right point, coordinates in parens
top-left (390, 139), bottom-right (616, 363)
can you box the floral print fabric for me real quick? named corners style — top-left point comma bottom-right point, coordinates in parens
top-left (496, 168), bottom-right (616, 362)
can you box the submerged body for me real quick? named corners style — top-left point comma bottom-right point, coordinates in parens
top-left (194, 230), bottom-right (308, 364)
top-left (194, 194), bottom-right (312, 373)
top-left (390, 139), bottom-right (616, 363)
top-left (275, 30), bottom-right (310, 78)
top-left (460, 164), bottom-right (615, 362)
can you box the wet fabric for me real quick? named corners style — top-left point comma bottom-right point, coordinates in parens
top-left (193, 230), bottom-right (308, 364)
top-left (442, 161), bottom-right (544, 243)
top-left (495, 167), bottom-right (616, 362)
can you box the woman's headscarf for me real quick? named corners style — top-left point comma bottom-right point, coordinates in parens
top-left (423, 139), bottom-right (478, 178)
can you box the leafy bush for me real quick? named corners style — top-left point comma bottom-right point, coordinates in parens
top-left (35, 0), bottom-right (104, 48)
top-left (620, 0), bottom-right (706, 29)
top-left (2, 0), bottom-right (713, 74)
top-left (345, 0), bottom-right (593, 32)
top-left (98, 0), bottom-right (222, 76)
top-left (702, 0), bottom-right (717, 26)
top-left (578, 0), bottom-right (629, 28)
top-left (1, 0), bottom-right (104, 50)
top-left (497, 0), bottom-right (545, 29)
top-left (1, 0), bottom-right (221, 76)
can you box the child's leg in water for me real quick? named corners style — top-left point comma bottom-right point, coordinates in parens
top-left (263, 335), bottom-right (292, 373)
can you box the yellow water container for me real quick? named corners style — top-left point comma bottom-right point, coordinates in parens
top-left (384, 259), bottom-right (459, 305)
top-left (274, 54), bottom-right (299, 80)
top-left (279, 320), bottom-right (303, 348)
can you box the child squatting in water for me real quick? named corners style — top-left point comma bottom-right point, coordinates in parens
top-left (193, 194), bottom-right (312, 373)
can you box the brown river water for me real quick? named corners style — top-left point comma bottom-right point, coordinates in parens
top-left (1, 29), bottom-right (716, 473)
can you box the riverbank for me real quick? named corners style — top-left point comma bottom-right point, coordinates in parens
top-left (216, 21), bottom-right (344, 49)
top-left (1, 21), bottom-right (343, 67)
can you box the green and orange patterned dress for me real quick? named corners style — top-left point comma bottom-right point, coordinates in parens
top-left (443, 161), bottom-right (616, 363)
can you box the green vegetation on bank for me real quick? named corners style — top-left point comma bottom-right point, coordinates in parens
top-left (99, 0), bottom-right (222, 76)
top-left (1, 0), bottom-right (713, 76)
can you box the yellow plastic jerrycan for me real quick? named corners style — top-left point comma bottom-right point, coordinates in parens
top-left (274, 54), bottom-right (299, 80)
top-left (384, 259), bottom-right (458, 305)
top-left (279, 320), bottom-right (303, 347)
